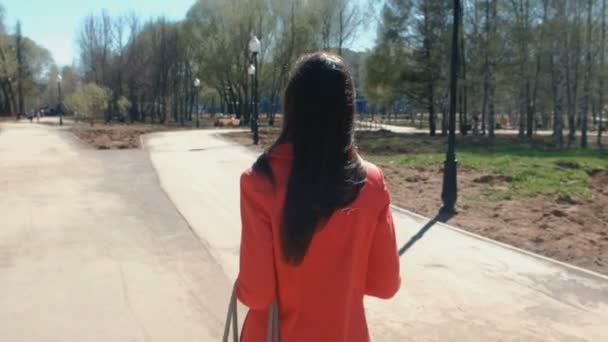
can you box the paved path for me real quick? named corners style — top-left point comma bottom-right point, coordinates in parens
top-left (357, 121), bottom-right (562, 136)
top-left (0, 122), bottom-right (231, 341)
top-left (145, 129), bottom-right (608, 342)
top-left (357, 121), bottom-right (418, 133)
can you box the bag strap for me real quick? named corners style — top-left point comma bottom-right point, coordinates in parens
top-left (268, 245), bottom-right (281, 342)
top-left (222, 281), bottom-right (239, 342)
top-left (223, 281), bottom-right (280, 342)
top-left (266, 301), bottom-right (280, 342)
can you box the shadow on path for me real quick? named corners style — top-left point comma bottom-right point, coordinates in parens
top-left (399, 210), bottom-right (455, 257)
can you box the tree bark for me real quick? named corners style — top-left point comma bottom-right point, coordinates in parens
top-left (530, 0), bottom-right (549, 138)
top-left (481, 0), bottom-right (495, 136)
top-left (551, 51), bottom-right (565, 147)
top-left (459, 1), bottom-right (468, 136)
top-left (580, 0), bottom-right (592, 148)
top-left (16, 22), bottom-right (24, 120)
top-left (428, 82), bottom-right (436, 136)
top-left (488, 79), bottom-right (496, 137)
top-left (423, 8), bottom-right (436, 136)
top-left (566, 2), bottom-right (582, 146)
top-left (599, 0), bottom-right (606, 146)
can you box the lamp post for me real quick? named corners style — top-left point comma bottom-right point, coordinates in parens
top-left (249, 35), bottom-right (261, 145)
top-left (248, 63), bottom-right (255, 133)
top-left (57, 74), bottom-right (63, 126)
top-left (440, 0), bottom-right (460, 218)
top-left (194, 78), bottom-right (201, 128)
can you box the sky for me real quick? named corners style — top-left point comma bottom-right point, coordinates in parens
top-left (2, 0), bottom-right (378, 67)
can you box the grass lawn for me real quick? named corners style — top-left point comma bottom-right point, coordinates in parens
top-left (362, 132), bottom-right (608, 202)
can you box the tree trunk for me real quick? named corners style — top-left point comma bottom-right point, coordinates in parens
top-left (338, 7), bottom-right (344, 56)
top-left (16, 22), bottom-right (24, 120)
top-left (551, 53), bottom-right (565, 147)
top-left (519, 82), bottom-right (526, 137)
top-left (599, 0), bottom-right (606, 146)
top-left (482, 68), bottom-right (488, 135)
top-left (422, 7), bottom-right (436, 137)
top-left (428, 85), bottom-right (436, 136)
top-left (517, 0), bottom-right (529, 138)
top-left (481, 0), bottom-right (496, 137)
top-left (459, 2), bottom-right (468, 136)
top-left (523, 79), bottom-right (531, 137)
top-left (441, 101), bottom-right (448, 136)
top-left (530, 0), bottom-right (549, 138)
top-left (566, 39), bottom-right (575, 145)
top-left (581, 0), bottom-right (592, 148)
top-left (6, 81), bottom-right (16, 117)
top-left (567, 4), bottom-right (582, 147)
top-left (459, 91), bottom-right (464, 135)
top-left (488, 81), bottom-right (496, 138)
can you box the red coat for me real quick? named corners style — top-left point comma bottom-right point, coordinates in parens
top-left (237, 144), bottom-right (401, 342)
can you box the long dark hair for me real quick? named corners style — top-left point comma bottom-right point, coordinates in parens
top-left (253, 52), bottom-right (366, 265)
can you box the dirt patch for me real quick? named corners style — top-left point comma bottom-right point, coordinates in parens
top-left (225, 129), bottom-right (608, 275)
top-left (70, 114), bottom-right (235, 149)
top-left (473, 174), bottom-right (513, 184)
top-left (223, 127), bottom-right (281, 150)
top-left (72, 123), bottom-right (190, 149)
top-left (378, 163), bottom-right (608, 275)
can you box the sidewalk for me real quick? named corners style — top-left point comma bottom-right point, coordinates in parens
top-left (145, 129), bottom-right (608, 341)
top-left (358, 120), bottom-right (558, 136)
top-left (0, 123), bottom-right (229, 341)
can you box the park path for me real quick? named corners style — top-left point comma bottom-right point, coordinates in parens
top-left (145, 129), bottom-right (608, 342)
top-left (358, 120), bottom-right (559, 136)
top-left (0, 122), bottom-right (232, 341)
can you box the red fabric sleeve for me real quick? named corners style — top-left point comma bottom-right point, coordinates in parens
top-left (237, 171), bottom-right (277, 310)
top-left (365, 174), bottom-right (401, 299)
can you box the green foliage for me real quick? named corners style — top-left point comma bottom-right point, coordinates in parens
top-left (66, 83), bottom-right (111, 124)
top-left (363, 0), bottom-right (450, 113)
top-left (0, 25), bottom-right (54, 115)
top-left (367, 137), bottom-right (608, 200)
top-left (362, 43), bottom-right (406, 106)
top-left (116, 96), bottom-right (131, 115)
top-left (200, 87), bottom-right (219, 105)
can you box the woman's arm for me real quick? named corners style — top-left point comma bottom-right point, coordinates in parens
top-left (365, 175), bottom-right (401, 299)
top-left (237, 170), bottom-right (277, 310)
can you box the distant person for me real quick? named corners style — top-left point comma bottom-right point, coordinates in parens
top-left (237, 52), bottom-right (401, 341)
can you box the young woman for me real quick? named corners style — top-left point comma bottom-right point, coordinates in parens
top-left (237, 52), bottom-right (401, 341)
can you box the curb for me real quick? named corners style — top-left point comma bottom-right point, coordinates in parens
top-left (390, 205), bottom-right (608, 282)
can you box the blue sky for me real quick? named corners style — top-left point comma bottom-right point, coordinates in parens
top-left (3, 0), bottom-right (377, 67)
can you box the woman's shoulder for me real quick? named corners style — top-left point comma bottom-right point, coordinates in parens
top-left (360, 159), bottom-right (390, 202)
top-left (241, 166), bottom-right (270, 190)
top-left (361, 160), bottom-right (386, 187)
top-left (241, 155), bottom-right (277, 194)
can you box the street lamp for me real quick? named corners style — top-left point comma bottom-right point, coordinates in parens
top-left (249, 35), bottom-right (261, 145)
top-left (440, 0), bottom-right (460, 219)
top-left (57, 74), bottom-right (63, 126)
top-left (248, 63), bottom-right (256, 133)
top-left (194, 78), bottom-right (201, 128)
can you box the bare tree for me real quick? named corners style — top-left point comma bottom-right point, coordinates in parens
top-left (580, 0), bottom-right (593, 148)
top-left (550, 0), bottom-right (567, 147)
top-left (15, 21), bottom-right (24, 119)
top-left (599, 0), bottom-right (606, 146)
top-left (565, 1), bottom-right (582, 146)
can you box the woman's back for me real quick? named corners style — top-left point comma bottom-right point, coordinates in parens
top-left (238, 144), bottom-right (400, 341)
top-left (236, 52), bottom-right (400, 341)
